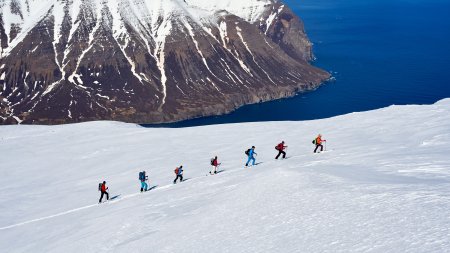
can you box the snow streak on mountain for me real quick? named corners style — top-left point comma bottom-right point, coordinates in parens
top-left (0, 0), bottom-right (329, 124)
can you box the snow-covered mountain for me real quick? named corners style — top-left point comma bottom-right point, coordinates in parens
top-left (0, 0), bottom-right (329, 124)
top-left (1, 100), bottom-right (450, 252)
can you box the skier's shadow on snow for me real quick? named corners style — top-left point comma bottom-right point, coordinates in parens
top-left (148, 185), bottom-right (158, 191)
top-left (216, 170), bottom-right (225, 174)
top-left (182, 178), bottom-right (191, 182)
top-left (110, 195), bottom-right (120, 200)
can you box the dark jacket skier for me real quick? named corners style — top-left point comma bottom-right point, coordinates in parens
top-left (139, 171), bottom-right (148, 192)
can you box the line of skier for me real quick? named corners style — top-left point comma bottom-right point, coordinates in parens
top-left (98, 134), bottom-right (326, 203)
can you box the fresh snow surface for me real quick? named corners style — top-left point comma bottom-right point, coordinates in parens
top-left (1, 100), bottom-right (450, 252)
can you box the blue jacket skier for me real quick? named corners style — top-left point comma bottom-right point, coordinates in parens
top-left (173, 166), bottom-right (184, 184)
top-left (139, 171), bottom-right (148, 192)
top-left (245, 146), bottom-right (257, 167)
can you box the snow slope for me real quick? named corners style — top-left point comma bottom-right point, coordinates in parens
top-left (1, 100), bottom-right (450, 252)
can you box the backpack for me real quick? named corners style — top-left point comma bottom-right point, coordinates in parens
top-left (210, 158), bottom-right (215, 166)
top-left (275, 145), bottom-right (279, 150)
top-left (139, 171), bottom-right (144, 181)
top-left (98, 183), bottom-right (102, 191)
top-left (245, 149), bottom-right (250, 155)
top-left (174, 168), bottom-right (179, 175)
top-left (312, 139), bottom-right (316, 144)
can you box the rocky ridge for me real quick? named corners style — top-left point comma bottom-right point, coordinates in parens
top-left (0, 0), bottom-right (329, 124)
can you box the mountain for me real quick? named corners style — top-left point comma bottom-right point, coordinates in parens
top-left (1, 100), bottom-right (450, 252)
top-left (0, 0), bottom-right (329, 124)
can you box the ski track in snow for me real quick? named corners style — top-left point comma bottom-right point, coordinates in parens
top-left (0, 190), bottom-right (158, 230)
top-left (0, 203), bottom-right (99, 230)
top-left (0, 155), bottom-right (296, 231)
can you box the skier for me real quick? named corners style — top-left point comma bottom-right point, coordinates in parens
top-left (275, 141), bottom-right (287, 159)
top-left (313, 134), bottom-right (326, 153)
top-left (139, 170), bottom-right (148, 192)
top-left (245, 146), bottom-right (257, 167)
top-left (98, 181), bottom-right (109, 203)
top-left (173, 165), bottom-right (184, 184)
top-left (210, 156), bottom-right (221, 174)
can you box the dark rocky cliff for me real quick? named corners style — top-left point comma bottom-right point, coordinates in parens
top-left (0, 0), bottom-right (329, 124)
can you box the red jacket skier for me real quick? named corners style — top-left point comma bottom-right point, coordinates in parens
top-left (275, 141), bottom-right (287, 159)
top-left (210, 156), bottom-right (221, 174)
top-left (99, 181), bottom-right (109, 203)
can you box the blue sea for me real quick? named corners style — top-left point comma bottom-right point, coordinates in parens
top-left (145, 0), bottom-right (450, 127)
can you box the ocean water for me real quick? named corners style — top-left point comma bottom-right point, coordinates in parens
top-left (144, 0), bottom-right (450, 127)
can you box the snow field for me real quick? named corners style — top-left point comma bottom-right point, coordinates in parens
top-left (0, 99), bottom-right (450, 252)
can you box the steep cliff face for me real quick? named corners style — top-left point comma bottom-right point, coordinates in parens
top-left (0, 0), bottom-right (329, 124)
